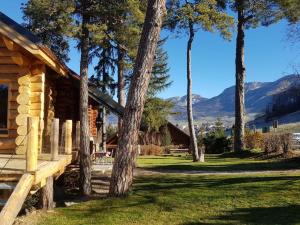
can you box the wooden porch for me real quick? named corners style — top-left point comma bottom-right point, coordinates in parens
top-left (0, 117), bottom-right (76, 225)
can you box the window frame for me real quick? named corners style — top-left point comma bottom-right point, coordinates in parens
top-left (0, 82), bottom-right (10, 137)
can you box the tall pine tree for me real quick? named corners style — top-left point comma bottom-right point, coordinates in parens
top-left (166, 0), bottom-right (234, 162)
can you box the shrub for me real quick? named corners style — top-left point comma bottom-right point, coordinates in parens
top-left (203, 135), bottom-right (231, 154)
top-left (140, 144), bottom-right (163, 155)
top-left (262, 133), bottom-right (292, 155)
top-left (280, 133), bottom-right (292, 155)
top-left (244, 130), bottom-right (263, 150)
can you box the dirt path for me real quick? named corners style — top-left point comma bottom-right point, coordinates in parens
top-left (135, 168), bottom-right (300, 176)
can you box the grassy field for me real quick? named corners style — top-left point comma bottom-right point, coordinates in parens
top-left (137, 152), bottom-right (300, 172)
top-left (24, 153), bottom-right (300, 225)
top-left (34, 173), bottom-right (300, 225)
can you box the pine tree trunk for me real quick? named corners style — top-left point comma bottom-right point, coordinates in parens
top-left (187, 21), bottom-right (202, 162)
top-left (102, 107), bottom-right (107, 152)
top-left (109, 0), bottom-right (166, 197)
top-left (39, 176), bottom-right (54, 210)
top-left (117, 47), bottom-right (126, 131)
top-left (79, 12), bottom-right (91, 196)
top-left (234, 6), bottom-right (246, 152)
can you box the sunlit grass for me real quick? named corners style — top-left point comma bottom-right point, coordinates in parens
top-left (38, 173), bottom-right (300, 225)
top-left (137, 152), bottom-right (300, 172)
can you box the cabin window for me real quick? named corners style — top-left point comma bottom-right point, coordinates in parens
top-left (0, 83), bottom-right (8, 135)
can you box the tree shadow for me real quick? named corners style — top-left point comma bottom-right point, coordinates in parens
top-left (133, 175), bottom-right (300, 193)
top-left (140, 158), bottom-right (300, 172)
top-left (180, 205), bottom-right (300, 225)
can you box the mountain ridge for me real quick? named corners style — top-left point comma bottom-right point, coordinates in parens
top-left (167, 74), bottom-right (300, 121)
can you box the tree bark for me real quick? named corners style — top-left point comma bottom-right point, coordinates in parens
top-left (109, 0), bottom-right (166, 197)
top-left (117, 47), bottom-right (126, 131)
top-left (101, 107), bottom-right (107, 152)
top-left (39, 176), bottom-right (54, 210)
top-left (234, 4), bottom-right (246, 152)
top-left (187, 21), bottom-right (202, 162)
top-left (79, 12), bottom-right (92, 196)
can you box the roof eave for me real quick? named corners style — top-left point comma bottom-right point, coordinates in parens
top-left (0, 20), bottom-right (68, 76)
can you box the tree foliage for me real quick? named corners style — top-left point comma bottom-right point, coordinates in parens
top-left (148, 38), bottom-right (172, 97)
top-left (142, 98), bottom-right (174, 132)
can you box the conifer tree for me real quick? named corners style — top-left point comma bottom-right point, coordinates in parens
top-left (166, 0), bottom-right (234, 162)
top-left (22, 0), bottom-right (107, 196)
top-left (109, 0), bottom-right (166, 196)
top-left (148, 38), bottom-right (172, 97)
top-left (227, 0), bottom-right (284, 152)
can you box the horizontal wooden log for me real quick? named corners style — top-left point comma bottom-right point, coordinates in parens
top-left (18, 75), bottom-right (30, 86)
top-left (0, 56), bottom-right (14, 64)
top-left (0, 64), bottom-right (21, 73)
top-left (15, 135), bottom-right (27, 146)
top-left (10, 82), bottom-right (18, 91)
top-left (30, 74), bottom-right (44, 83)
top-left (8, 109), bottom-right (17, 119)
top-left (30, 95), bottom-right (42, 103)
top-left (0, 48), bottom-right (20, 57)
top-left (30, 109), bottom-right (42, 117)
top-left (17, 125), bottom-right (27, 136)
top-left (30, 64), bottom-right (45, 75)
top-left (9, 101), bottom-right (18, 110)
top-left (15, 145), bottom-right (26, 154)
top-left (0, 138), bottom-right (16, 150)
top-left (17, 93), bottom-right (30, 105)
top-left (2, 36), bottom-right (14, 50)
top-left (16, 114), bottom-right (28, 126)
top-left (8, 117), bottom-right (17, 127)
top-left (15, 105), bottom-right (28, 114)
top-left (12, 54), bottom-right (30, 66)
top-left (31, 83), bottom-right (44, 92)
top-left (8, 129), bottom-right (17, 138)
top-left (18, 85), bottom-right (30, 94)
top-left (0, 73), bottom-right (19, 80)
top-left (17, 105), bottom-right (30, 114)
top-left (30, 103), bottom-right (42, 110)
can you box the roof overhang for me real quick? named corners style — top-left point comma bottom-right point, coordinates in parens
top-left (0, 17), bottom-right (68, 76)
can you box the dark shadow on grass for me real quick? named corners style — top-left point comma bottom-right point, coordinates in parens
top-left (133, 175), bottom-right (300, 192)
top-left (181, 205), bottom-right (300, 225)
top-left (140, 157), bottom-right (300, 172)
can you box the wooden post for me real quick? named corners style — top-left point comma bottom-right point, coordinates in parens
top-left (51, 118), bottom-right (59, 161)
top-left (65, 120), bottom-right (72, 154)
top-left (39, 176), bottom-right (54, 211)
top-left (76, 121), bottom-right (80, 151)
top-left (26, 117), bottom-right (39, 172)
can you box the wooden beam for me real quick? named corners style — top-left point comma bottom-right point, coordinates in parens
top-left (0, 65), bottom-right (20, 73)
top-left (26, 117), bottom-right (39, 172)
top-left (2, 36), bottom-right (14, 51)
top-left (51, 118), bottom-right (59, 161)
top-left (65, 120), bottom-right (72, 155)
top-left (0, 48), bottom-right (20, 57)
top-left (0, 56), bottom-right (14, 64)
top-left (0, 173), bottom-right (34, 225)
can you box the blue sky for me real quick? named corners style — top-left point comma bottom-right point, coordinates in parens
top-left (1, 0), bottom-right (299, 98)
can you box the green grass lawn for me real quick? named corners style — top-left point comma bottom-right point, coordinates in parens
top-left (37, 173), bottom-right (300, 225)
top-left (31, 153), bottom-right (300, 225)
top-left (137, 152), bottom-right (300, 172)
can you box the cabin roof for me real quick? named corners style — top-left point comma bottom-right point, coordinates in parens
top-left (0, 12), bottom-right (125, 116)
top-left (0, 11), bottom-right (68, 75)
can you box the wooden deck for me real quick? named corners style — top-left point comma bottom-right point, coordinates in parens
top-left (0, 153), bottom-right (72, 183)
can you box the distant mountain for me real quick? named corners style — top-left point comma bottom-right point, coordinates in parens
top-left (168, 74), bottom-right (300, 121)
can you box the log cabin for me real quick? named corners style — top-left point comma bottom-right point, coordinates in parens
top-left (107, 122), bottom-right (191, 154)
top-left (0, 12), bottom-right (122, 225)
top-left (0, 12), bottom-right (112, 155)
